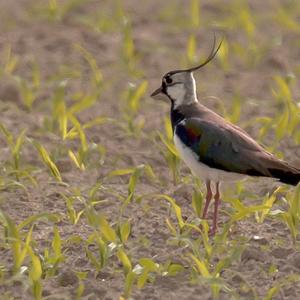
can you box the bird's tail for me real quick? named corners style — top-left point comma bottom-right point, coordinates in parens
top-left (269, 167), bottom-right (300, 186)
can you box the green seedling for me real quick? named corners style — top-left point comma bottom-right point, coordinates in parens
top-left (255, 186), bottom-right (285, 223)
top-left (123, 258), bottom-right (184, 298)
top-left (155, 117), bottom-right (181, 184)
top-left (217, 37), bottom-right (229, 71)
top-left (271, 75), bottom-right (300, 144)
top-left (121, 17), bottom-right (136, 73)
top-left (270, 185), bottom-right (300, 243)
top-left (190, 0), bottom-right (200, 29)
top-left (75, 271), bottom-right (87, 300)
top-left (0, 44), bottom-right (18, 77)
top-left (0, 123), bottom-right (33, 182)
top-left (106, 164), bottom-right (156, 210)
top-left (119, 80), bottom-right (148, 136)
top-left (0, 210), bottom-right (32, 274)
top-left (31, 140), bottom-right (62, 182)
top-left (274, 5), bottom-right (300, 32)
top-left (14, 60), bottom-right (41, 111)
top-left (61, 193), bottom-right (85, 225)
top-left (28, 246), bottom-right (43, 300)
top-left (34, 0), bottom-right (87, 22)
top-left (187, 234), bottom-right (245, 299)
top-left (186, 34), bottom-right (198, 65)
top-left (74, 44), bottom-right (103, 90)
top-left (42, 225), bottom-right (65, 277)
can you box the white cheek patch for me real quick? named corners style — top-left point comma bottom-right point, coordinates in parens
top-left (167, 84), bottom-right (185, 107)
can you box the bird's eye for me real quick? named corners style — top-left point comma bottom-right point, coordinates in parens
top-left (165, 77), bottom-right (173, 84)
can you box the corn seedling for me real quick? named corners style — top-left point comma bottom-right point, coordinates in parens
top-left (28, 246), bottom-right (43, 300)
top-left (189, 0), bottom-right (200, 29)
top-left (0, 123), bottom-right (31, 182)
top-left (155, 117), bottom-right (181, 184)
top-left (34, 0), bottom-right (87, 22)
top-left (74, 44), bottom-right (103, 91)
top-left (0, 44), bottom-right (18, 77)
top-left (120, 80), bottom-right (148, 136)
top-left (271, 75), bottom-right (300, 144)
top-left (271, 185), bottom-right (300, 243)
top-left (31, 140), bottom-right (62, 182)
top-left (14, 60), bottom-right (41, 111)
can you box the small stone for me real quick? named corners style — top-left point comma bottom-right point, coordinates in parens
top-left (252, 235), bottom-right (268, 245)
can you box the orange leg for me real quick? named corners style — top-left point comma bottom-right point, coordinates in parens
top-left (202, 180), bottom-right (213, 219)
top-left (211, 182), bottom-right (220, 235)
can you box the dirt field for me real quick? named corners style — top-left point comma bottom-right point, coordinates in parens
top-left (1, 0), bottom-right (300, 299)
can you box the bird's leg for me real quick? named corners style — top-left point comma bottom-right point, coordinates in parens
top-left (211, 182), bottom-right (220, 235)
top-left (202, 180), bottom-right (212, 219)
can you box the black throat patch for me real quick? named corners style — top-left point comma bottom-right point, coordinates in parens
top-left (170, 105), bottom-right (185, 133)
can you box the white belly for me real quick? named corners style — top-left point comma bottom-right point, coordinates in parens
top-left (174, 134), bottom-right (246, 182)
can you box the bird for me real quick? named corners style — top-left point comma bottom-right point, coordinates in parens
top-left (151, 36), bottom-right (300, 235)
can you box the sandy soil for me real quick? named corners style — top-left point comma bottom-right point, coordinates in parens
top-left (1, 0), bottom-right (300, 299)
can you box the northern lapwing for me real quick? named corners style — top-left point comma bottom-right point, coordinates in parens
top-left (151, 36), bottom-right (300, 235)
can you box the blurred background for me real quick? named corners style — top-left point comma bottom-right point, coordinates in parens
top-left (1, 1), bottom-right (300, 299)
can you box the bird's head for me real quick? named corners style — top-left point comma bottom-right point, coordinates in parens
top-left (151, 36), bottom-right (222, 108)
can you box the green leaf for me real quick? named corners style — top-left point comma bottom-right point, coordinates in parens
top-left (144, 164), bottom-right (156, 181)
top-left (32, 141), bottom-right (62, 182)
top-left (155, 194), bottom-right (185, 229)
top-left (189, 254), bottom-right (210, 278)
top-left (257, 187), bottom-right (283, 223)
top-left (0, 122), bottom-right (13, 145)
top-left (190, 0), bottom-right (200, 28)
top-left (68, 114), bottom-right (88, 152)
top-left (99, 215), bottom-right (117, 242)
top-left (52, 226), bottom-right (62, 258)
top-left (128, 165), bottom-right (144, 195)
top-left (18, 213), bottom-right (60, 230)
top-left (218, 37), bottom-right (229, 70)
top-left (139, 258), bottom-right (159, 272)
top-left (263, 286), bottom-right (280, 300)
top-left (117, 248), bottom-right (132, 274)
top-left (129, 80), bottom-right (148, 113)
top-left (12, 130), bottom-right (26, 165)
top-left (124, 271), bottom-right (136, 298)
top-left (17, 225), bottom-right (34, 272)
top-left (120, 220), bottom-right (131, 243)
top-left (85, 247), bottom-right (101, 271)
top-left (28, 247), bottom-right (42, 281)
top-left (107, 168), bottom-right (134, 177)
top-left (157, 132), bottom-right (179, 157)
top-left (74, 44), bottom-right (103, 86)
top-left (275, 107), bottom-right (289, 140)
top-left (192, 189), bottom-right (203, 218)
top-left (137, 269), bottom-right (149, 289)
top-left (163, 116), bottom-right (173, 140)
top-left (165, 218), bottom-right (177, 236)
top-left (167, 263), bottom-right (184, 276)
top-left (83, 116), bottom-right (109, 129)
top-left (69, 94), bottom-right (97, 115)
top-left (68, 149), bottom-right (85, 170)
top-left (187, 34), bottom-right (197, 63)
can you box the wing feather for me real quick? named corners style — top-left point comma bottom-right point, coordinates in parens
top-left (175, 118), bottom-right (294, 177)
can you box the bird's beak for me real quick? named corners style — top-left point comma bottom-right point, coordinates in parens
top-left (151, 86), bottom-right (163, 98)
